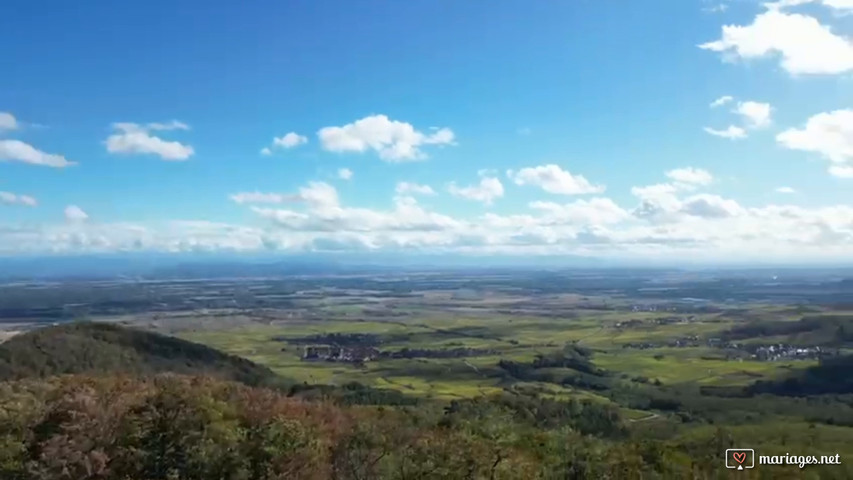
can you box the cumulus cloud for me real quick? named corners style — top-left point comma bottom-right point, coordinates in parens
top-left (735, 101), bottom-right (772, 128)
top-left (699, 9), bottom-right (853, 75)
top-left (396, 182), bottom-right (436, 196)
top-left (4, 174), bottom-right (853, 261)
top-left (776, 110), bottom-right (853, 173)
top-left (317, 115), bottom-right (455, 162)
top-left (0, 139), bottom-right (75, 168)
top-left (262, 132), bottom-right (308, 154)
top-left (64, 205), bottom-right (88, 222)
top-left (508, 164), bottom-right (604, 195)
top-left (337, 168), bottom-right (353, 180)
top-left (0, 191), bottom-right (37, 207)
top-left (710, 96), bottom-right (733, 108)
top-left (680, 194), bottom-right (744, 218)
top-left (704, 125), bottom-right (747, 139)
top-left (631, 169), bottom-right (735, 222)
top-left (528, 198), bottom-right (630, 225)
top-left (448, 177), bottom-right (504, 205)
top-left (252, 184), bottom-right (461, 233)
top-left (105, 122), bottom-right (194, 160)
top-left (0, 112), bottom-right (18, 131)
top-left (665, 167), bottom-right (714, 187)
top-left (776, 186), bottom-right (797, 193)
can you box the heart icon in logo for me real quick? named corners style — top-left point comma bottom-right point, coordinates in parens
top-left (733, 452), bottom-right (746, 464)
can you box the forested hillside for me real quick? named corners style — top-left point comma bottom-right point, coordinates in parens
top-left (0, 323), bottom-right (279, 387)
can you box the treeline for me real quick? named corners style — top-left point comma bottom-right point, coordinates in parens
top-left (0, 373), bottom-right (783, 480)
top-left (498, 345), bottom-right (612, 391)
top-left (749, 354), bottom-right (853, 397)
top-left (443, 394), bottom-right (627, 439)
top-left (722, 315), bottom-right (853, 344)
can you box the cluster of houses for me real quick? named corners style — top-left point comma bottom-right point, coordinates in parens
top-left (621, 336), bottom-right (834, 362)
top-left (742, 344), bottom-right (829, 361)
top-left (301, 345), bottom-right (380, 363)
top-left (614, 316), bottom-right (696, 329)
top-left (300, 345), bottom-right (499, 363)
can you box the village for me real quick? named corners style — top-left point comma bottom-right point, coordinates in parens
top-left (300, 345), bottom-right (499, 364)
top-left (621, 337), bottom-right (833, 362)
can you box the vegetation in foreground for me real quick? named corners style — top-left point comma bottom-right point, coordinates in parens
top-left (1, 323), bottom-right (853, 478)
top-left (5, 372), bottom-right (845, 480)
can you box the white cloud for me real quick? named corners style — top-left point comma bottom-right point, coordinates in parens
top-left (230, 183), bottom-right (343, 208)
top-left (710, 96), bottom-right (733, 108)
top-left (145, 120), bottom-right (190, 131)
top-left (776, 186), bottom-right (797, 193)
top-left (528, 198), bottom-right (630, 225)
top-left (632, 183), bottom-right (681, 200)
top-left (298, 181), bottom-right (340, 208)
top-left (105, 122), bottom-right (194, 161)
top-left (825, 0), bottom-right (853, 10)
top-left (699, 9), bottom-right (853, 75)
top-left (777, 110), bottom-right (853, 168)
top-left (704, 125), bottom-right (747, 139)
top-left (680, 194), bottom-right (745, 218)
top-left (0, 112), bottom-right (18, 131)
top-left (766, 0), bottom-right (853, 12)
top-left (252, 184), bottom-right (461, 233)
top-left (5, 174), bottom-right (853, 262)
top-left (829, 165), bottom-right (853, 177)
top-left (260, 147), bottom-right (272, 156)
top-left (735, 101), bottom-right (772, 128)
top-left (0, 139), bottom-right (75, 168)
top-left (273, 132), bottom-right (308, 149)
top-left (229, 192), bottom-right (296, 204)
top-left (665, 167), bottom-right (714, 187)
top-left (631, 169), bottom-right (731, 222)
top-left (508, 164), bottom-right (604, 195)
top-left (703, 2), bottom-right (729, 13)
top-left (64, 205), bottom-right (88, 222)
top-left (317, 115), bottom-right (455, 162)
top-left (396, 182), bottom-right (436, 196)
top-left (0, 191), bottom-right (37, 207)
top-left (337, 168), bottom-right (353, 180)
top-left (448, 177), bottom-right (504, 205)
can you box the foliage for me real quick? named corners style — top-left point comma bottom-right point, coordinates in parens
top-left (0, 373), bottom-right (721, 480)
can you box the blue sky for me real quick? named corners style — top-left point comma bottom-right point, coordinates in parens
top-left (1, 0), bottom-right (852, 261)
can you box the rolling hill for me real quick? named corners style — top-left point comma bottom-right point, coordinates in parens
top-left (0, 321), bottom-right (280, 386)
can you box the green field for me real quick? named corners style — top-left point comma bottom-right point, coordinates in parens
top-left (174, 302), bottom-right (826, 406)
